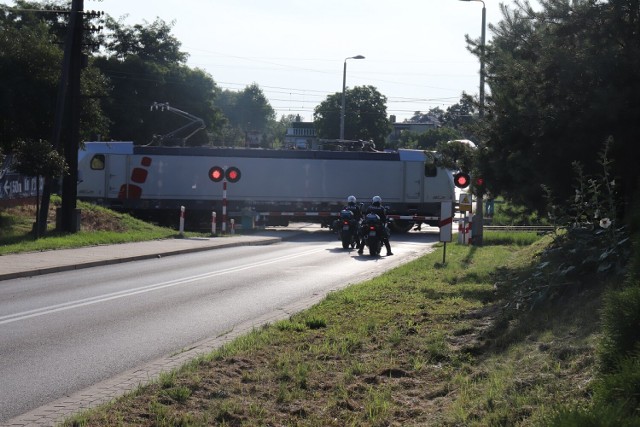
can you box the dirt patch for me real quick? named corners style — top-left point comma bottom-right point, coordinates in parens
top-left (2, 201), bottom-right (127, 233)
top-left (79, 206), bottom-right (128, 232)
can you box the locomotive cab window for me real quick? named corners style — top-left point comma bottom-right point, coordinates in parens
top-left (424, 159), bottom-right (437, 177)
top-left (90, 154), bottom-right (105, 170)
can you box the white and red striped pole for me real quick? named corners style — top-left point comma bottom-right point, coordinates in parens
top-left (221, 180), bottom-right (227, 233)
top-left (439, 201), bottom-right (454, 264)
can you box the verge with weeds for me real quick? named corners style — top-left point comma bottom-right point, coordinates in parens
top-left (0, 198), bottom-right (202, 255)
top-left (64, 232), bottom-right (604, 426)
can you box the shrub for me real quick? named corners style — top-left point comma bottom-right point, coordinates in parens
top-left (598, 282), bottom-right (640, 372)
top-left (593, 354), bottom-right (640, 414)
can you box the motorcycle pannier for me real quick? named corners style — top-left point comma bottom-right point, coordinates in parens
top-left (340, 209), bottom-right (354, 220)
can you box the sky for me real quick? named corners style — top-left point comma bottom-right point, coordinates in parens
top-left (87, 0), bottom-right (507, 122)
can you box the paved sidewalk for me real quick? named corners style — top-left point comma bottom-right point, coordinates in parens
top-left (0, 231), bottom-right (298, 427)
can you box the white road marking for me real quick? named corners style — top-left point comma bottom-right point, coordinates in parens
top-left (0, 247), bottom-right (326, 325)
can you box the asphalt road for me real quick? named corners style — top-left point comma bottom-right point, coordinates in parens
top-left (0, 228), bottom-right (439, 422)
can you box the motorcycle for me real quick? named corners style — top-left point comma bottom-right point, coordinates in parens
top-left (360, 213), bottom-right (386, 256)
top-left (336, 209), bottom-right (360, 249)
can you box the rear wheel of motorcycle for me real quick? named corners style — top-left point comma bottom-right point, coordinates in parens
top-left (368, 237), bottom-right (378, 256)
top-left (342, 238), bottom-right (350, 249)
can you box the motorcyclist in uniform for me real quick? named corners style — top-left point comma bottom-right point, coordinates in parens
top-left (357, 195), bottom-right (393, 256)
top-left (336, 195), bottom-right (362, 247)
top-left (344, 195), bottom-right (363, 221)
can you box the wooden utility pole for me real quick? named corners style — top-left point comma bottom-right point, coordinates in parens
top-left (59, 0), bottom-right (84, 232)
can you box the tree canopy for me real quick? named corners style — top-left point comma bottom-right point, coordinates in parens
top-left (101, 16), bottom-right (188, 65)
top-left (0, 2), bottom-right (109, 151)
top-left (93, 17), bottom-right (224, 146)
top-left (477, 0), bottom-right (640, 215)
top-left (215, 83), bottom-right (276, 147)
top-left (0, 2), bottom-right (276, 150)
top-left (393, 127), bottom-right (462, 151)
top-left (314, 85), bottom-right (391, 147)
top-left (0, 17), bottom-right (58, 151)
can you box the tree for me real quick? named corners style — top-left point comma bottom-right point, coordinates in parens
top-left (94, 17), bottom-right (224, 146)
top-left (0, 2), bottom-right (110, 151)
top-left (264, 114), bottom-right (300, 149)
top-left (435, 139), bottom-right (476, 173)
top-left (101, 16), bottom-right (188, 65)
top-left (219, 85), bottom-right (274, 131)
top-left (215, 84), bottom-right (275, 147)
top-left (476, 0), bottom-right (640, 216)
top-left (409, 108), bottom-right (444, 124)
top-left (442, 93), bottom-right (479, 141)
top-left (417, 127), bottom-right (463, 151)
top-left (13, 139), bottom-right (67, 238)
top-left (0, 12), bottom-right (61, 153)
top-left (314, 85), bottom-right (391, 147)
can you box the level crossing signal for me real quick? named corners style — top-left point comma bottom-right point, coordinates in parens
top-left (208, 166), bottom-right (241, 183)
top-left (225, 166), bottom-right (241, 183)
top-left (453, 172), bottom-right (470, 189)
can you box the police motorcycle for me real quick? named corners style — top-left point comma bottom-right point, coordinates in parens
top-left (336, 208), bottom-right (361, 249)
top-left (359, 213), bottom-right (389, 256)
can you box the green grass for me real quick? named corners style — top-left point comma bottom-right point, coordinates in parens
top-left (489, 197), bottom-right (549, 226)
top-left (61, 231), bottom-right (605, 426)
top-left (0, 198), bottom-right (205, 255)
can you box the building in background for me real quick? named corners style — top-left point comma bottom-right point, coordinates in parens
top-left (387, 114), bottom-right (440, 146)
top-left (284, 121), bottom-right (318, 150)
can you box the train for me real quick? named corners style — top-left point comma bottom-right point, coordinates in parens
top-left (76, 141), bottom-right (456, 232)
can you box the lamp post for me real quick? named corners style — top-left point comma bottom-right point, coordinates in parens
top-left (340, 55), bottom-right (365, 140)
top-left (460, 0), bottom-right (486, 118)
top-left (460, 0), bottom-right (486, 245)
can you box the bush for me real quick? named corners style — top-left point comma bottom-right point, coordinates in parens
top-left (598, 282), bottom-right (640, 372)
top-left (593, 354), bottom-right (640, 414)
top-left (548, 402), bottom-right (640, 427)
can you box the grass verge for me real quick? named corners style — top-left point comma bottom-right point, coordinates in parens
top-left (0, 198), bottom-right (201, 255)
top-left (63, 232), bottom-right (601, 426)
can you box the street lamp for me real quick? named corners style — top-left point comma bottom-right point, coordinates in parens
top-left (460, 0), bottom-right (486, 245)
top-left (340, 55), bottom-right (365, 140)
top-left (459, 0), bottom-right (486, 118)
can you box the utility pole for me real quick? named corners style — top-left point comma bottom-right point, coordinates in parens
top-left (59, 0), bottom-right (84, 232)
top-left (460, 0), bottom-right (486, 246)
top-left (472, 1), bottom-right (486, 246)
top-left (37, 1), bottom-right (76, 235)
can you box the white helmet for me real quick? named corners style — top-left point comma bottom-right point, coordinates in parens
top-left (372, 195), bottom-right (382, 204)
top-left (347, 195), bottom-right (356, 203)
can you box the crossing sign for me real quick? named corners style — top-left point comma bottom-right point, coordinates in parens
top-left (459, 193), bottom-right (472, 212)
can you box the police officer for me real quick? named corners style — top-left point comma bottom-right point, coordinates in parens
top-left (358, 195), bottom-right (393, 256)
top-left (344, 195), bottom-right (363, 221)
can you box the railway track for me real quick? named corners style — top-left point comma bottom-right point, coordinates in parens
top-left (482, 225), bottom-right (555, 232)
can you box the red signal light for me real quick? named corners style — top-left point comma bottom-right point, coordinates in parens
top-left (209, 166), bottom-right (241, 183)
top-left (475, 177), bottom-right (484, 186)
top-left (454, 172), bottom-right (470, 189)
top-left (208, 166), bottom-right (224, 182)
top-left (225, 166), bottom-right (241, 183)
